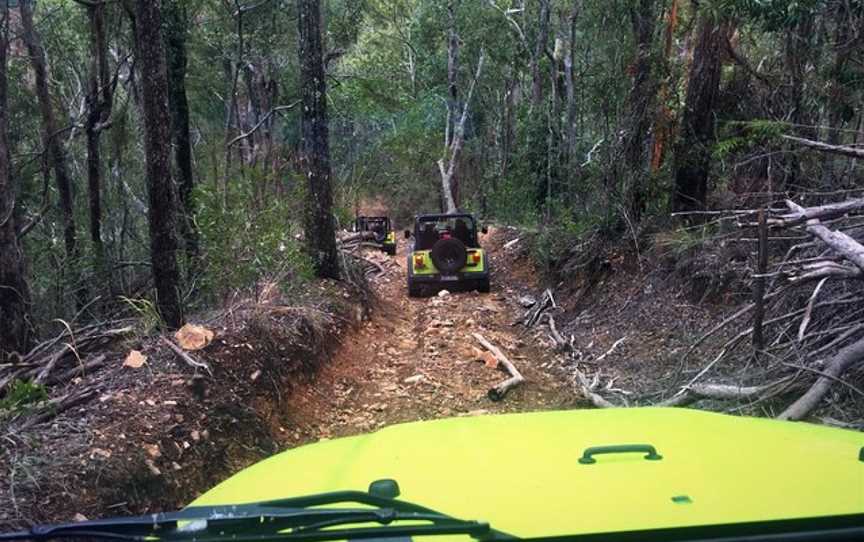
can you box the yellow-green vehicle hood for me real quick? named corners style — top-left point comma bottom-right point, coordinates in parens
top-left (192, 408), bottom-right (864, 538)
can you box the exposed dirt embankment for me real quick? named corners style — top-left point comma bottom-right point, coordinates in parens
top-left (1, 227), bottom-right (577, 528)
top-left (0, 283), bottom-right (364, 528)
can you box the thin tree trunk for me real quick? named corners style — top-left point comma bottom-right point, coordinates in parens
top-left (84, 2), bottom-right (113, 291)
top-left (563, 2), bottom-right (579, 185)
top-left (132, 0), bottom-right (184, 328)
top-left (784, 14), bottom-right (817, 191)
top-left (164, 0), bottom-right (199, 277)
top-left (0, 5), bottom-right (30, 355)
top-left (821, 2), bottom-right (852, 188)
top-left (19, 1), bottom-right (80, 291)
top-left (298, 0), bottom-right (339, 279)
top-left (531, 0), bottom-right (551, 106)
top-left (671, 12), bottom-right (731, 214)
top-left (438, 51), bottom-right (485, 215)
top-left (444, 0), bottom-right (460, 209)
top-left (650, 0), bottom-right (679, 173)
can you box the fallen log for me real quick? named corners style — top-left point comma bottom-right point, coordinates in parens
top-left (337, 231), bottom-right (376, 245)
top-left (779, 336), bottom-right (864, 420)
top-left (657, 380), bottom-right (788, 407)
top-left (474, 333), bottom-right (524, 401)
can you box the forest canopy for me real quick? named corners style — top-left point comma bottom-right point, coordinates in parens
top-left (0, 0), bottom-right (862, 353)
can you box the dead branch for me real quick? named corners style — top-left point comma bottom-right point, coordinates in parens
top-left (542, 313), bottom-right (571, 352)
top-left (782, 135), bottom-right (864, 161)
top-left (798, 278), bottom-right (828, 342)
top-left (786, 201), bottom-right (864, 273)
top-left (657, 380), bottom-right (786, 407)
top-left (226, 102), bottom-right (300, 148)
top-left (573, 367), bottom-right (617, 408)
top-left (161, 336), bottom-right (212, 375)
top-left (474, 333), bottom-right (524, 401)
top-left (523, 289), bottom-right (555, 328)
top-left (16, 386), bottom-right (100, 430)
top-left (595, 337), bottom-right (627, 364)
top-left (779, 336), bottom-right (864, 420)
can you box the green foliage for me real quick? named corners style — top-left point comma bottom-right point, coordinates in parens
top-left (530, 206), bottom-right (606, 274)
top-left (119, 296), bottom-right (164, 334)
top-left (0, 379), bottom-right (48, 415)
top-left (715, 0), bottom-right (824, 30)
top-left (713, 120), bottom-right (785, 160)
top-left (196, 175), bottom-right (314, 301)
top-left (653, 224), bottom-right (719, 258)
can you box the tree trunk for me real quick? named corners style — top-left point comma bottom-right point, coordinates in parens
top-left (650, 0), bottom-right (679, 173)
top-left (19, 1), bottom-right (80, 286)
top-left (563, 2), bottom-right (579, 187)
top-left (84, 2), bottom-right (113, 288)
top-left (671, 12), bottom-right (731, 214)
top-left (444, 0), bottom-right (460, 209)
top-left (439, 51), bottom-right (485, 216)
top-left (821, 2), bottom-right (852, 188)
top-left (0, 5), bottom-right (30, 356)
top-left (163, 0), bottom-right (199, 277)
top-left (783, 14), bottom-right (817, 192)
top-left (622, 0), bottom-right (657, 222)
top-left (531, 0), bottom-right (551, 106)
top-left (132, 0), bottom-right (184, 328)
top-left (298, 0), bottom-right (339, 279)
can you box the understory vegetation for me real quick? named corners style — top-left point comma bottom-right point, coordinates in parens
top-left (0, 0), bottom-right (863, 511)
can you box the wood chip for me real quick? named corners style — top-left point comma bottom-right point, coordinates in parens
top-left (123, 350), bottom-right (147, 369)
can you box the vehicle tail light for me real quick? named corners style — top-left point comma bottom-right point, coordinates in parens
top-left (414, 255), bottom-right (426, 269)
top-left (468, 252), bottom-right (481, 265)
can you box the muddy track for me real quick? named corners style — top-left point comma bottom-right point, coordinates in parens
top-left (279, 228), bottom-right (576, 446)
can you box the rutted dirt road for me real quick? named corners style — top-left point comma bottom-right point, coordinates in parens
top-left (279, 228), bottom-right (576, 444)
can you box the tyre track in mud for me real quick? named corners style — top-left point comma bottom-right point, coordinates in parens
top-left (278, 228), bottom-right (576, 447)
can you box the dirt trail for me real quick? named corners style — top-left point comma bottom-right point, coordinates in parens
top-left (278, 228), bottom-right (575, 444)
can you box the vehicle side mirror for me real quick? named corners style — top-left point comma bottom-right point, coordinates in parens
top-left (404, 230), bottom-right (412, 239)
top-left (481, 226), bottom-right (488, 235)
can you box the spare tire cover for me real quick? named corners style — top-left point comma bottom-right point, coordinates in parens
top-left (430, 238), bottom-right (468, 274)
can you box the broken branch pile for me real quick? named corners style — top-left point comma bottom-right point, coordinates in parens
top-left (672, 197), bottom-right (864, 421)
top-left (521, 197), bottom-right (864, 423)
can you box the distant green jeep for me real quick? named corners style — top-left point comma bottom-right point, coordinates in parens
top-left (354, 216), bottom-right (397, 255)
top-left (405, 213), bottom-right (489, 297)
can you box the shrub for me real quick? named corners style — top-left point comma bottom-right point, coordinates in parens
top-left (196, 176), bottom-right (314, 303)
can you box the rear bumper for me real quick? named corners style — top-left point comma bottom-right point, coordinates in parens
top-left (408, 270), bottom-right (489, 283)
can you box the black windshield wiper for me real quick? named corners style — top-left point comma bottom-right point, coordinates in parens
top-left (0, 487), bottom-right (514, 542)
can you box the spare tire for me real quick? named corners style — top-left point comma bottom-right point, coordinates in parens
top-left (430, 238), bottom-right (467, 274)
top-left (372, 226), bottom-right (387, 243)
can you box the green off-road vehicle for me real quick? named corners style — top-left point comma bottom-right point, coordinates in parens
top-left (405, 213), bottom-right (489, 297)
top-left (354, 216), bottom-right (397, 255)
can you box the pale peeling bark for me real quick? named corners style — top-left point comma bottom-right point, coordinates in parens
top-left (438, 50), bottom-right (485, 214)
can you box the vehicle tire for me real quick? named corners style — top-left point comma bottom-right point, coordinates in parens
top-left (430, 238), bottom-right (467, 274)
top-left (407, 277), bottom-right (422, 297)
top-left (476, 277), bottom-right (490, 293)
